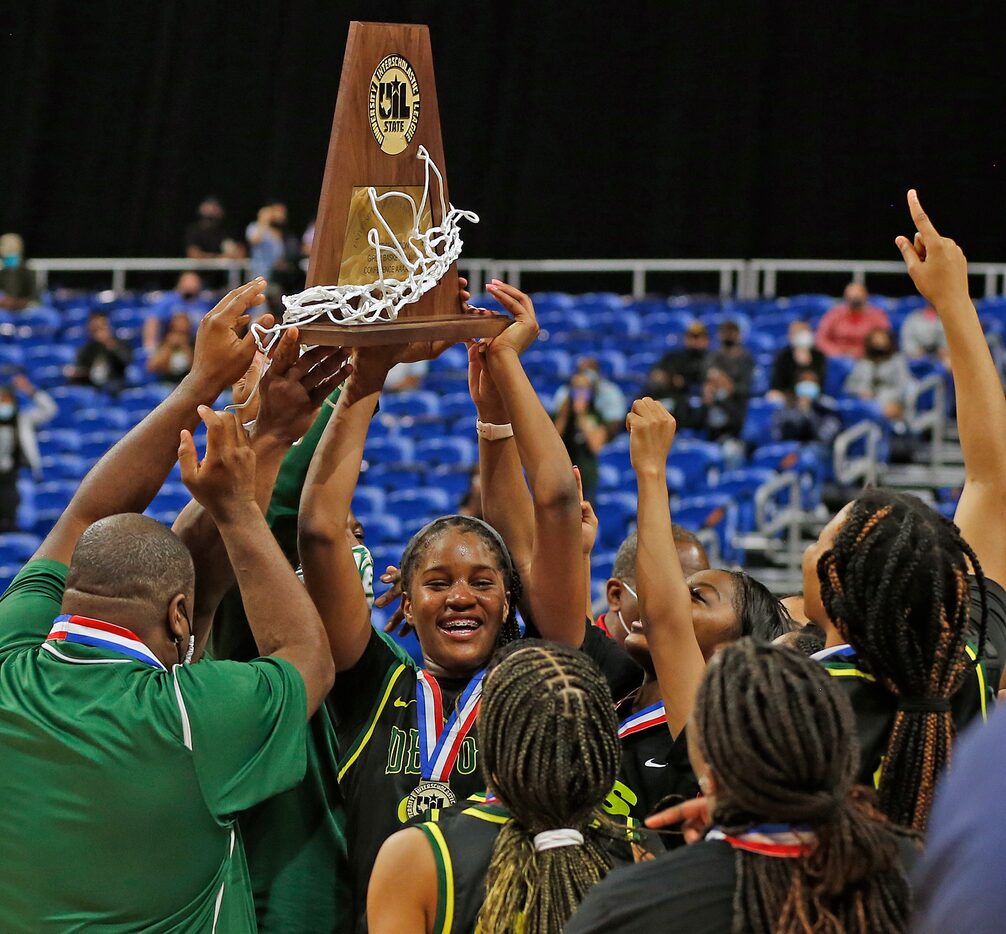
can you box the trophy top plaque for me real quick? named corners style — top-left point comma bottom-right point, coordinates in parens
top-left (269, 21), bottom-right (509, 348)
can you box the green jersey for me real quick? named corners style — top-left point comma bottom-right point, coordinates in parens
top-left (0, 560), bottom-right (308, 933)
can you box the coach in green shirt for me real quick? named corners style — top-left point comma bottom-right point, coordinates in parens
top-left (0, 280), bottom-right (336, 932)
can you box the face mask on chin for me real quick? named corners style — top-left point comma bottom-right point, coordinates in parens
top-left (2, 255), bottom-right (20, 269)
top-left (0, 403), bottom-right (16, 420)
top-left (791, 331), bottom-right (815, 351)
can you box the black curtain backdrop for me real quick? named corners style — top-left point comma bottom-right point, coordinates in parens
top-left (3, 1), bottom-right (1004, 264)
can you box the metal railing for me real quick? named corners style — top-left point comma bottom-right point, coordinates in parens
top-left (833, 421), bottom-right (883, 488)
top-left (733, 471), bottom-right (803, 569)
top-left (27, 255), bottom-right (1006, 300)
top-left (904, 373), bottom-right (947, 467)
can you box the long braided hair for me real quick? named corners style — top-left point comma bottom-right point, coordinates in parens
top-left (399, 515), bottom-right (522, 646)
top-left (696, 640), bottom-right (911, 934)
top-left (476, 641), bottom-right (621, 934)
top-left (816, 489), bottom-right (987, 831)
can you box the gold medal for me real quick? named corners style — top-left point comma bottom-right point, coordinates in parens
top-left (405, 781), bottom-right (456, 820)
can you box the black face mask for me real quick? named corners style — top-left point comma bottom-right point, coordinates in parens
top-left (685, 346), bottom-right (706, 358)
top-left (721, 337), bottom-right (738, 348)
top-left (849, 298), bottom-right (865, 310)
top-left (866, 345), bottom-right (891, 360)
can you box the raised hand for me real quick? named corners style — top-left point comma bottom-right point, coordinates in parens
top-left (178, 408), bottom-right (256, 519)
top-left (627, 397), bottom-right (677, 477)
top-left (644, 795), bottom-right (710, 845)
top-left (191, 278), bottom-right (274, 394)
top-left (574, 465), bottom-right (599, 557)
top-left (256, 330), bottom-right (352, 444)
top-left (232, 352), bottom-right (267, 423)
top-left (483, 280), bottom-right (540, 360)
top-left (467, 340), bottom-right (507, 422)
top-left (895, 189), bottom-right (971, 310)
top-left (377, 565), bottom-right (412, 636)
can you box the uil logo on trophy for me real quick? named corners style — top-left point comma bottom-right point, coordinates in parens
top-left (369, 55), bottom-right (420, 155)
top-left (252, 21), bottom-right (509, 350)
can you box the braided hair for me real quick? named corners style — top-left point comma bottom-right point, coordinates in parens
top-left (817, 489), bottom-right (986, 831)
top-left (725, 570), bottom-right (795, 642)
top-left (696, 639), bottom-right (910, 934)
top-left (476, 641), bottom-right (621, 934)
top-left (399, 515), bottom-right (522, 646)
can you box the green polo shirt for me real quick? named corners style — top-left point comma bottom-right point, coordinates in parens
top-left (0, 559), bottom-right (308, 933)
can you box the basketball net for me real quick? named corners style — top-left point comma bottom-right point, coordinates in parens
top-left (250, 146), bottom-right (477, 354)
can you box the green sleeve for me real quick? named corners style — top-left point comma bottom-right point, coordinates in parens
top-left (266, 385), bottom-right (342, 562)
top-left (180, 656), bottom-right (309, 818)
top-left (0, 559), bottom-right (68, 658)
top-left (209, 386), bottom-right (341, 663)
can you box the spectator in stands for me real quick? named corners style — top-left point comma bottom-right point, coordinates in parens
top-left (816, 282), bottom-right (891, 357)
top-left (67, 311), bottom-right (132, 393)
top-left (553, 369), bottom-right (611, 499)
top-left (0, 375), bottom-right (56, 531)
top-left (146, 312), bottom-right (195, 384)
top-left (142, 271), bottom-right (211, 351)
top-left (767, 319), bottom-right (827, 400)
top-left (0, 233), bottom-right (38, 311)
top-left (680, 365), bottom-right (748, 444)
top-left (707, 320), bottom-right (754, 398)
top-left (246, 202), bottom-right (301, 290)
top-left (901, 305), bottom-right (949, 361)
top-left (183, 196), bottom-right (244, 259)
top-left (554, 357), bottom-right (626, 439)
top-left (771, 368), bottom-right (842, 445)
top-left (302, 218), bottom-right (316, 257)
top-left (642, 321), bottom-right (710, 412)
top-left (844, 327), bottom-right (914, 419)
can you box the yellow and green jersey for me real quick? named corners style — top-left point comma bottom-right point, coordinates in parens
top-left (0, 561), bottom-right (308, 932)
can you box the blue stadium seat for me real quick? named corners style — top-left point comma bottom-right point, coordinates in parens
top-left (668, 439), bottom-right (724, 489)
top-left (523, 348), bottom-right (573, 378)
top-left (352, 485), bottom-right (386, 516)
top-left (594, 492), bottom-right (637, 550)
top-left (0, 533), bottom-right (42, 565)
top-left (79, 431), bottom-right (121, 461)
top-left (355, 513), bottom-right (403, 544)
top-left (675, 494), bottom-right (739, 563)
top-left (429, 466), bottom-right (474, 504)
top-left (388, 488), bottom-right (452, 523)
top-left (741, 398), bottom-right (783, 446)
top-left (363, 436), bottom-right (415, 465)
top-left (76, 408), bottom-right (130, 432)
top-left (824, 357), bottom-right (856, 397)
top-left (37, 429), bottom-right (82, 454)
top-left (40, 454), bottom-right (86, 480)
top-left (379, 391), bottom-right (441, 418)
top-left (363, 464), bottom-right (425, 491)
top-left (713, 468), bottom-right (775, 532)
top-left (414, 437), bottom-right (476, 467)
top-left (428, 345), bottom-right (469, 372)
top-left (438, 393), bottom-right (477, 421)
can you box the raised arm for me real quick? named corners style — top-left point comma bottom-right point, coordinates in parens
top-left (896, 189), bottom-right (1006, 587)
top-left (179, 408), bottom-right (334, 714)
top-left (628, 398), bottom-right (704, 738)
top-left (298, 356), bottom-right (386, 672)
top-left (172, 331), bottom-right (350, 655)
top-left (34, 279), bottom-right (270, 566)
top-left (481, 281), bottom-right (584, 646)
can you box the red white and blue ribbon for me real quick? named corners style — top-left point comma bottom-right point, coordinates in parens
top-left (46, 615), bottom-right (166, 670)
top-left (811, 643), bottom-right (857, 663)
top-left (415, 669), bottom-right (485, 782)
top-left (706, 823), bottom-right (817, 858)
top-left (618, 701), bottom-right (667, 740)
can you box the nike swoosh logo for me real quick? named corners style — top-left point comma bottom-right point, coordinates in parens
top-left (394, 698), bottom-right (417, 708)
top-left (644, 759), bottom-right (668, 768)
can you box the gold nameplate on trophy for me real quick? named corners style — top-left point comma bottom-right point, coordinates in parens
top-left (338, 186), bottom-right (432, 286)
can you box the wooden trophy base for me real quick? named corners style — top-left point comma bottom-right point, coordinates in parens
top-left (297, 313), bottom-right (511, 347)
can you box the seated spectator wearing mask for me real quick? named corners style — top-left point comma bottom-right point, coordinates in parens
top-left (67, 312), bottom-right (132, 393)
top-left (147, 312), bottom-right (196, 384)
top-left (553, 369), bottom-right (610, 500)
top-left (0, 233), bottom-right (38, 312)
top-left (707, 321), bottom-right (754, 399)
top-left (0, 375), bottom-right (56, 531)
top-left (768, 320), bottom-right (827, 400)
top-left (816, 282), bottom-right (891, 358)
top-left (901, 305), bottom-right (949, 362)
top-left (844, 328), bottom-right (915, 419)
top-left (553, 357), bottom-right (627, 440)
top-left (771, 368), bottom-right (842, 446)
top-left (680, 366), bottom-right (748, 444)
top-left (142, 272), bottom-right (212, 351)
top-left (643, 321), bottom-right (710, 412)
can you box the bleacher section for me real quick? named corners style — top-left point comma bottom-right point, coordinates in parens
top-left (2, 287), bottom-right (990, 618)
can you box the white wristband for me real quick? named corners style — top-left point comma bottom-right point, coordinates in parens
top-left (476, 419), bottom-right (514, 441)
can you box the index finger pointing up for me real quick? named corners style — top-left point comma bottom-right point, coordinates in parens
top-left (908, 189), bottom-right (940, 239)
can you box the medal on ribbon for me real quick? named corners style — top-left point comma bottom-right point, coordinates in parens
top-left (404, 669), bottom-right (484, 820)
top-left (706, 823), bottom-right (818, 858)
top-left (44, 615), bottom-right (166, 670)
